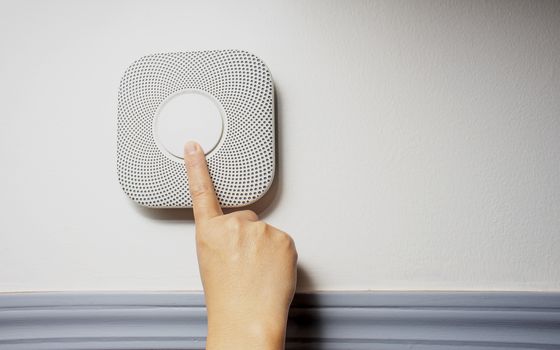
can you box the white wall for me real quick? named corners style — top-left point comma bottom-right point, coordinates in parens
top-left (1, 0), bottom-right (559, 292)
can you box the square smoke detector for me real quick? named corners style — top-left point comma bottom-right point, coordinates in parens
top-left (117, 50), bottom-right (275, 208)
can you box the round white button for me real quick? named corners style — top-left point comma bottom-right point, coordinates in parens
top-left (155, 90), bottom-right (224, 159)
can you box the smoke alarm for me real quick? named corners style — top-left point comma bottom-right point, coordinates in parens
top-left (117, 50), bottom-right (275, 208)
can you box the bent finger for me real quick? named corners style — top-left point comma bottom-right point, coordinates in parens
top-left (228, 210), bottom-right (259, 222)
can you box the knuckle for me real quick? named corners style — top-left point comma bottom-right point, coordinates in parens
top-left (189, 182), bottom-right (212, 199)
top-left (257, 223), bottom-right (296, 248)
top-left (232, 210), bottom-right (258, 221)
top-left (186, 155), bottom-right (205, 168)
top-left (225, 215), bottom-right (244, 232)
top-left (253, 220), bottom-right (268, 233)
top-left (279, 231), bottom-right (296, 249)
top-left (279, 231), bottom-right (293, 244)
top-left (243, 210), bottom-right (259, 221)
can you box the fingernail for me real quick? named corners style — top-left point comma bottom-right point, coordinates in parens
top-left (184, 141), bottom-right (198, 155)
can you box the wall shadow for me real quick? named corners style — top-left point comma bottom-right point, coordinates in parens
top-left (132, 89), bottom-right (284, 221)
top-left (286, 266), bottom-right (324, 349)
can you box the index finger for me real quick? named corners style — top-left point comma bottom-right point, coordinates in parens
top-left (184, 141), bottom-right (223, 221)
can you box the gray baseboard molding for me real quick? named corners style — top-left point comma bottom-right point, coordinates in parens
top-left (1, 292), bottom-right (559, 349)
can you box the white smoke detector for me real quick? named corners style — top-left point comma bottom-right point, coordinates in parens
top-left (117, 50), bottom-right (275, 208)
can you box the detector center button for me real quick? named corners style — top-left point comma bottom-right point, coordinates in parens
top-left (155, 90), bottom-right (224, 158)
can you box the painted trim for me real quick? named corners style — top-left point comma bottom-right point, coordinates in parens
top-left (1, 292), bottom-right (559, 349)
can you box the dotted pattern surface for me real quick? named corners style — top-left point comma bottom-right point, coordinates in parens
top-left (117, 51), bottom-right (275, 208)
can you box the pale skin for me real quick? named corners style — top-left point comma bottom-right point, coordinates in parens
top-left (183, 141), bottom-right (298, 350)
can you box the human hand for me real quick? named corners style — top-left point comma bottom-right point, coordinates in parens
top-left (184, 141), bottom-right (298, 350)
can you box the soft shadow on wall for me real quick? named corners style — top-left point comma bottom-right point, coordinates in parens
top-left (287, 266), bottom-right (325, 348)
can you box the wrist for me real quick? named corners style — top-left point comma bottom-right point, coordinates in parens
top-left (206, 313), bottom-right (287, 350)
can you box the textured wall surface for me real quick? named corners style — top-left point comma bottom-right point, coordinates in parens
top-left (0, 0), bottom-right (559, 292)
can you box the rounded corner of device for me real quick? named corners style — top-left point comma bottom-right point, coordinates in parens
top-left (117, 176), bottom-right (145, 208)
top-left (234, 165), bottom-right (277, 209)
top-left (117, 50), bottom-right (276, 210)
